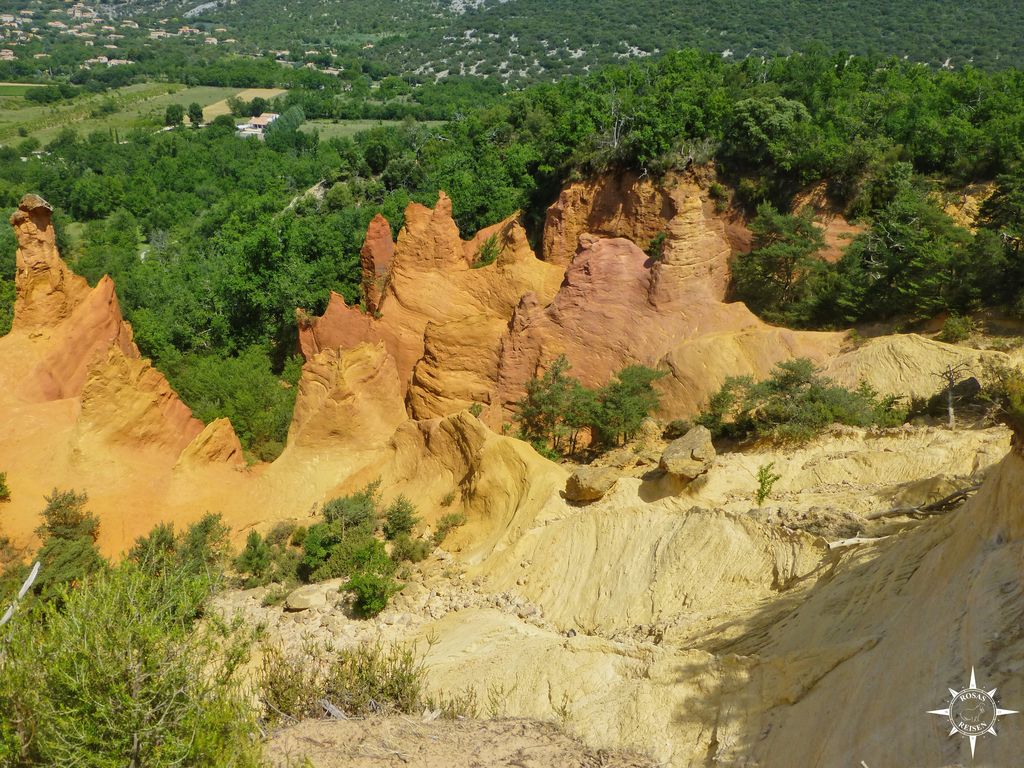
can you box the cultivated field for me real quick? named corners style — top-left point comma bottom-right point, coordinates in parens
top-left (0, 84), bottom-right (288, 145)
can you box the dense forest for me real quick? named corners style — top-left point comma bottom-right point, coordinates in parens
top-left (2, 49), bottom-right (1023, 459)
top-left (155, 0), bottom-right (1024, 76)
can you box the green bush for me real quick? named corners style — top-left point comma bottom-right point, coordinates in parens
top-left (382, 495), bottom-right (419, 540)
top-left (514, 356), bottom-right (665, 454)
top-left (939, 314), bottom-right (977, 343)
top-left (322, 481), bottom-right (380, 532)
top-left (175, 513), bottom-right (231, 574)
top-left (0, 562), bottom-right (262, 767)
top-left (432, 512), bottom-right (467, 546)
top-left (697, 358), bottom-right (906, 442)
top-left (755, 462), bottom-right (782, 506)
top-left (0, 472), bottom-right (9, 503)
top-left (235, 530), bottom-right (272, 585)
top-left (265, 521), bottom-right (297, 547)
top-left (344, 571), bottom-right (402, 617)
top-left (646, 231), bottom-right (668, 261)
top-left (471, 233), bottom-right (500, 268)
top-left (391, 534), bottom-right (431, 563)
top-left (30, 489), bottom-right (105, 602)
top-left (313, 536), bottom-right (394, 582)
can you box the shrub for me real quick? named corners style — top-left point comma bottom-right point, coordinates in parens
top-left (258, 640), bottom-right (426, 724)
top-left (128, 521), bottom-right (177, 567)
top-left (298, 521), bottom-right (345, 580)
top-left (471, 233), bottom-right (500, 268)
top-left (235, 531), bottom-right (272, 585)
top-left (322, 481), bottom-right (380, 532)
top-left (432, 513), bottom-right (467, 546)
top-left (592, 365), bottom-right (667, 446)
top-left (514, 357), bottom-right (664, 454)
top-left (176, 513), bottom-right (231, 573)
top-left (646, 231), bottom-right (668, 260)
top-left (939, 314), bottom-right (977, 343)
top-left (265, 521), bottom-right (296, 547)
top-left (289, 525), bottom-right (307, 547)
top-left (31, 489), bottom-right (105, 601)
top-left (313, 536), bottom-right (394, 582)
top-left (382, 495), bottom-right (419, 540)
top-left (0, 562), bottom-right (262, 767)
top-left (755, 462), bottom-right (782, 506)
top-left (697, 358), bottom-right (906, 442)
top-left (440, 490), bottom-right (456, 507)
top-left (344, 572), bottom-right (402, 617)
top-left (391, 534), bottom-right (431, 563)
top-left (0, 473), bottom-right (8, 502)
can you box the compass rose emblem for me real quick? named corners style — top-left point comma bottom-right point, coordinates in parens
top-left (928, 668), bottom-right (1018, 758)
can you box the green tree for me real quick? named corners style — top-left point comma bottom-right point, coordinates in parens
top-left (730, 203), bottom-right (827, 326)
top-left (187, 102), bottom-right (204, 128)
top-left (382, 495), bottom-right (419, 540)
top-left (593, 365), bottom-right (666, 445)
top-left (164, 102), bottom-right (185, 127)
top-left (514, 355), bottom-right (578, 452)
top-left (31, 489), bottom-right (105, 601)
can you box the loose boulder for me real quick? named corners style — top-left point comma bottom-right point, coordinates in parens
top-left (565, 465), bottom-right (620, 502)
top-left (284, 584), bottom-right (329, 612)
top-left (659, 425), bottom-right (715, 480)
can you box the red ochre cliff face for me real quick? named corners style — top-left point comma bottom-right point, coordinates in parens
top-left (299, 173), bottom-right (842, 427)
top-left (0, 172), bottom-right (843, 555)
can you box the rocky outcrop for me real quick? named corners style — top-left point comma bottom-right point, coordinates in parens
top-left (10, 194), bottom-right (90, 329)
top-left (287, 341), bottom-right (407, 450)
top-left (77, 346), bottom-right (204, 455)
top-left (791, 181), bottom-right (865, 263)
top-left (28, 274), bottom-right (140, 401)
top-left (177, 418), bottom-right (245, 468)
top-left (542, 168), bottom-right (749, 300)
top-left (495, 234), bottom-right (843, 419)
top-left (10, 194), bottom-right (140, 401)
top-left (297, 194), bottom-right (564, 415)
top-left (564, 465), bottom-right (620, 502)
top-left (659, 426), bottom-right (715, 481)
top-left (360, 213), bottom-right (394, 313)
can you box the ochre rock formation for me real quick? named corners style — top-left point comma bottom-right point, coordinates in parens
top-left (360, 213), bottom-right (394, 313)
top-left (177, 418), bottom-right (245, 468)
top-left (496, 234), bottom-right (842, 419)
top-left (77, 346), bottom-right (204, 454)
top-left (791, 181), bottom-right (865, 263)
top-left (0, 195), bottom-right (251, 555)
top-left (823, 333), bottom-right (1008, 400)
top-left (10, 194), bottom-right (90, 329)
top-left (9, 195), bottom-right (139, 400)
top-left (287, 341), bottom-right (408, 450)
top-left (297, 193), bottom-right (564, 417)
top-left (541, 168), bottom-right (750, 300)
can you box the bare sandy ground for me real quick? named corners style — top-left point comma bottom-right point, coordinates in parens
top-left (264, 717), bottom-right (658, 768)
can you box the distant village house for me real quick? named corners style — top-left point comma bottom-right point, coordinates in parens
top-left (236, 112), bottom-right (279, 138)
